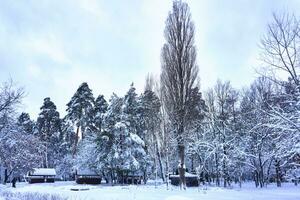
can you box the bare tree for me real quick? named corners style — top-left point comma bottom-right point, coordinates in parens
top-left (260, 13), bottom-right (300, 184)
top-left (160, 0), bottom-right (199, 189)
top-left (0, 80), bottom-right (24, 132)
top-left (144, 73), bottom-right (155, 92)
top-left (260, 12), bottom-right (300, 86)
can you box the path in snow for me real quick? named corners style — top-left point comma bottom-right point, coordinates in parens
top-left (0, 181), bottom-right (299, 200)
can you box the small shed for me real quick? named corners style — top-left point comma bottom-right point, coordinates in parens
top-left (123, 175), bottom-right (143, 185)
top-left (169, 172), bottom-right (199, 187)
top-left (75, 169), bottom-right (101, 184)
top-left (26, 168), bottom-right (56, 184)
top-left (116, 171), bottom-right (143, 185)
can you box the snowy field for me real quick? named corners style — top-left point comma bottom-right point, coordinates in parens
top-left (0, 181), bottom-right (300, 200)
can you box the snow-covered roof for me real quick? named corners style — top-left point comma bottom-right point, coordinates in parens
top-left (169, 172), bottom-right (198, 178)
top-left (31, 168), bottom-right (56, 176)
top-left (76, 168), bottom-right (99, 176)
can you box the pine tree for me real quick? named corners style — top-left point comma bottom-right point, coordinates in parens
top-left (98, 94), bottom-right (123, 184)
top-left (139, 89), bottom-right (161, 140)
top-left (61, 118), bottom-right (76, 154)
top-left (17, 112), bottom-right (34, 135)
top-left (96, 92), bottom-right (149, 184)
top-left (56, 118), bottom-right (76, 179)
top-left (122, 83), bottom-right (139, 135)
top-left (101, 93), bottom-right (123, 136)
top-left (36, 97), bottom-right (62, 168)
top-left (113, 120), bottom-right (147, 183)
top-left (139, 89), bottom-right (162, 181)
top-left (66, 82), bottom-right (95, 154)
top-left (94, 94), bottom-right (108, 132)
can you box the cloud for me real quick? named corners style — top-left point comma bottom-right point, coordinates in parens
top-left (22, 34), bottom-right (71, 64)
top-left (77, 0), bottom-right (105, 20)
top-left (27, 64), bottom-right (42, 78)
top-left (1, 0), bottom-right (300, 119)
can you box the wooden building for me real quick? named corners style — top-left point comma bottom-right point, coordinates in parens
top-left (26, 168), bottom-right (56, 184)
top-left (75, 169), bottom-right (102, 184)
top-left (169, 172), bottom-right (199, 187)
top-left (118, 174), bottom-right (143, 185)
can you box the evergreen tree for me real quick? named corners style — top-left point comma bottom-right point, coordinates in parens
top-left (94, 94), bottom-right (108, 132)
top-left (36, 97), bottom-right (62, 168)
top-left (139, 90), bottom-right (161, 140)
top-left (95, 92), bottom-right (149, 184)
top-left (17, 112), bottom-right (34, 135)
top-left (66, 82), bottom-right (95, 154)
top-left (61, 118), bottom-right (76, 154)
top-left (122, 83), bottom-right (139, 135)
top-left (56, 118), bottom-right (76, 179)
top-left (139, 89), bottom-right (162, 180)
top-left (120, 85), bottom-right (150, 181)
top-left (98, 94), bottom-right (123, 184)
top-left (113, 121), bottom-right (147, 182)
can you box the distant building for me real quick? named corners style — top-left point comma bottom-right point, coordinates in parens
top-left (75, 169), bottom-right (102, 184)
top-left (118, 172), bottom-right (143, 185)
top-left (169, 172), bottom-right (199, 187)
top-left (26, 168), bottom-right (56, 184)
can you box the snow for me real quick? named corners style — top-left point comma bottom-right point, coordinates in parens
top-left (169, 172), bottom-right (197, 178)
top-left (30, 168), bottom-right (56, 176)
top-left (1, 182), bottom-right (300, 200)
top-left (115, 122), bottom-right (126, 129)
top-left (76, 169), bottom-right (99, 176)
top-left (130, 133), bottom-right (145, 147)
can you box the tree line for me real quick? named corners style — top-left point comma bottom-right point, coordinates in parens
top-left (0, 1), bottom-right (299, 188)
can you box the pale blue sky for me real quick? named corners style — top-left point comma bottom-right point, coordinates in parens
top-left (0, 0), bottom-right (299, 118)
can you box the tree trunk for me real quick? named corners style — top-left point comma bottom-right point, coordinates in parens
top-left (158, 151), bottom-right (165, 182)
top-left (165, 149), bottom-right (170, 189)
top-left (4, 169), bottom-right (14, 185)
top-left (45, 143), bottom-right (48, 168)
top-left (143, 170), bottom-right (147, 184)
top-left (254, 170), bottom-right (259, 188)
top-left (266, 158), bottom-right (273, 186)
top-left (155, 136), bottom-right (165, 182)
top-left (110, 169), bottom-right (114, 186)
top-left (4, 169), bottom-right (8, 184)
top-left (178, 144), bottom-right (186, 190)
top-left (258, 154), bottom-right (264, 188)
top-left (12, 177), bottom-right (16, 188)
top-left (73, 126), bottom-right (80, 156)
top-left (191, 156), bottom-right (194, 172)
top-left (275, 159), bottom-right (282, 187)
top-left (215, 152), bottom-right (220, 187)
top-left (223, 155), bottom-right (227, 188)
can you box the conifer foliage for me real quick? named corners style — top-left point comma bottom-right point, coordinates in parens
top-left (36, 97), bottom-right (62, 168)
top-left (66, 82), bottom-right (95, 154)
top-left (1, 2), bottom-right (300, 189)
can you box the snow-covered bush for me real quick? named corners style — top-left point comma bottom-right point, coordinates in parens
top-left (0, 191), bottom-right (67, 200)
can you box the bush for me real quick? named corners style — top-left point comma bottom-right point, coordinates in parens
top-left (0, 191), bottom-right (67, 200)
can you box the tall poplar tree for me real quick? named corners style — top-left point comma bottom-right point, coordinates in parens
top-left (160, 0), bottom-right (199, 189)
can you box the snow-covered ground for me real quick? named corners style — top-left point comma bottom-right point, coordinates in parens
top-left (0, 181), bottom-right (299, 200)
